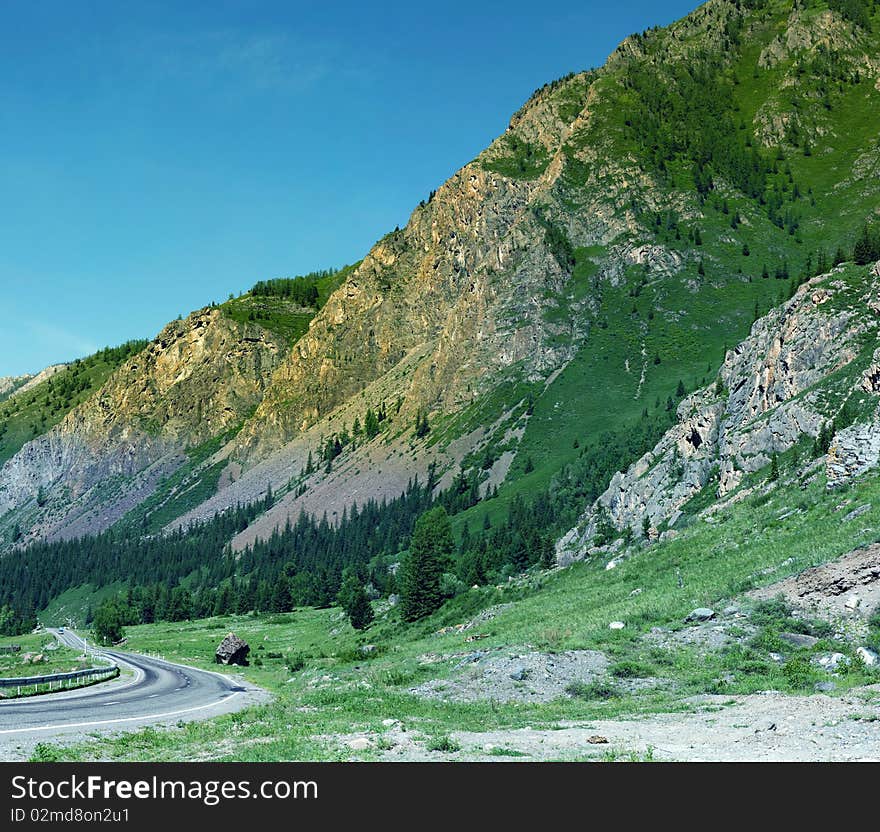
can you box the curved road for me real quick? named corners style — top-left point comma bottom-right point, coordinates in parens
top-left (0, 630), bottom-right (266, 756)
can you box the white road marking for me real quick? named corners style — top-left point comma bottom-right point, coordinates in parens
top-left (0, 692), bottom-right (241, 735)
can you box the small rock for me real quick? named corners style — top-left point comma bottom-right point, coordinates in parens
top-left (388, 594), bottom-right (399, 606)
top-left (359, 644), bottom-right (377, 655)
top-left (722, 604), bottom-right (740, 616)
top-left (630, 588), bottom-right (643, 596)
top-left (587, 735), bottom-right (609, 744)
top-left (844, 596), bottom-right (861, 610)
top-left (381, 718), bottom-right (399, 728)
top-left (685, 608), bottom-right (716, 623)
top-left (769, 652), bottom-right (785, 663)
top-left (457, 651), bottom-right (485, 667)
top-left (778, 632), bottom-right (818, 649)
top-left (347, 737), bottom-right (374, 751)
top-left (815, 681), bottom-right (836, 692)
top-left (509, 666), bottom-right (529, 682)
top-left (843, 504), bottom-right (871, 522)
top-left (817, 652), bottom-right (848, 670)
top-left (856, 646), bottom-right (879, 667)
top-left (605, 560), bottom-right (618, 571)
top-left (609, 621), bottom-right (626, 630)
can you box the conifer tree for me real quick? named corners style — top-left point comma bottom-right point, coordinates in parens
top-left (400, 507), bottom-right (453, 621)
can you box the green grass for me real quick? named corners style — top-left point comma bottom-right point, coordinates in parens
top-left (483, 135), bottom-right (551, 180)
top-left (220, 263), bottom-right (358, 345)
top-left (220, 295), bottom-right (315, 345)
top-left (42, 462), bottom-right (880, 760)
top-left (0, 632), bottom-right (86, 680)
top-left (40, 583), bottom-right (125, 629)
top-left (118, 427), bottom-right (243, 535)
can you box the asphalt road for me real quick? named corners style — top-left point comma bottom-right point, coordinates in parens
top-left (0, 629), bottom-right (266, 755)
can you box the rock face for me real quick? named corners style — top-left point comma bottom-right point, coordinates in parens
top-left (560, 264), bottom-right (880, 558)
top-left (0, 309), bottom-right (286, 544)
top-left (232, 86), bottom-right (605, 465)
top-left (4, 0), bottom-right (880, 553)
top-left (827, 419), bottom-right (880, 486)
top-left (215, 632), bottom-right (250, 666)
top-left (0, 375), bottom-right (31, 402)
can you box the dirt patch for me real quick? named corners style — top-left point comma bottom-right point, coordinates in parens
top-left (410, 650), bottom-right (609, 703)
top-left (749, 544), bottom-right (880, 622)
top-left (642, 611), bottom-right (755, 653)
top-left (336, 685), bottom-right (880, 761)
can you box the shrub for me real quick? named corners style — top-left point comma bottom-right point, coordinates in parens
top-left (610, 660), bottom-right (651, 678)
top-left (285, 653), bottom-right (306, 673)
top-left (427, 734), bottom-right (460, 753)
top-left (782, 656), bottom-right (814, 690)
top-left (565, 680), bottom-right (618, 700)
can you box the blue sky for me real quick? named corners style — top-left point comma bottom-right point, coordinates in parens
top-left (0, 0), bottom-right (699, 376)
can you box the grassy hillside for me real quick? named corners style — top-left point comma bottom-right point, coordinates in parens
top-left (39, 459), bottom-right (880, 760)
top-left (220, 264), bottom-right (358, 344)
top-left (0, 341), bottom-right (147, 465)
top-left (455, 0), bottom-right (880, 530)
top-left (0, 631), bottom-right (85, 680)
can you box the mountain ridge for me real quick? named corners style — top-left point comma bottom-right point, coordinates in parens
top-left (2, 0), bottom-right (880, 573)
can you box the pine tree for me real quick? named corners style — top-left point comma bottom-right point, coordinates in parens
top-left (539, 535), bottom-right (556, 569)
top-left (364, 408), bottom-right (380, 439)
top-left (400, 507), bottom-right (453, 621)
top-left (853, 223), bottom-right (880, 265)
top-left (337, 571), bottom-right (373, 630)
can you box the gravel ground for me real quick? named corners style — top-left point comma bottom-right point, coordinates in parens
top-left (410, 649), bottom-right (610, 703)
top-left (339, 685), bottom-right (880, 761)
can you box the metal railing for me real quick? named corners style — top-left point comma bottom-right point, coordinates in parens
top-left (0, 662), bottom-right (119, 696)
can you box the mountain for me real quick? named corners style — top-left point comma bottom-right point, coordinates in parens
top-left (559, 257), bottom-right (880, 560)
top-left (2, 0), bottom-right (880, 604)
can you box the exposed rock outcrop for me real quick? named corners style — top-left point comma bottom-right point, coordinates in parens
top-left (560, 265), bottom-right (880, 559)
top-left (0, 309), bottom-right (286, 544)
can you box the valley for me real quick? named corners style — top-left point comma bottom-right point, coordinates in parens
top-left (3, 0), bottom-right (880, 762)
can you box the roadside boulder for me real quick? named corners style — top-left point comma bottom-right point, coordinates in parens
top-left (685, 608), bottom-right (716, 623)
top-left (215, 632), bottom-right (250, 666)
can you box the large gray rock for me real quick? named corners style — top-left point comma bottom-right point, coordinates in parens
top-left (215, 632), bottom-right (250, 666)
top-left (685, 608), bottom-right (716, 623)
top-left (778, 632), bottom-right (818, 649)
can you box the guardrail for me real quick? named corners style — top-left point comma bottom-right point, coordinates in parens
top-left (0, 662), bottom-right (119, 697)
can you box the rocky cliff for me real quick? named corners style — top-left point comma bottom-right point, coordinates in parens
top-left (0, 308), bottom-right (285, 544)
top-left (559, 261), bottom-right (880, 559)
top-left (4, 0), bottom-right (880, 554)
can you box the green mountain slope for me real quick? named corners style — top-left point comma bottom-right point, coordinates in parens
top-left (3, 0), bottom-right (880, 625)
